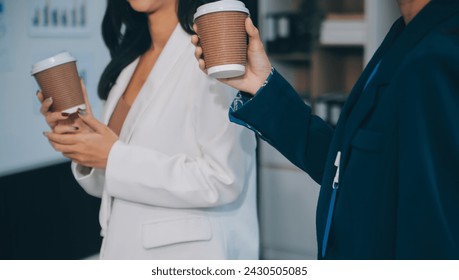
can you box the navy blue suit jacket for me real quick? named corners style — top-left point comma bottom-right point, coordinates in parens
top-left (231, 0), bottom-right (459, 259)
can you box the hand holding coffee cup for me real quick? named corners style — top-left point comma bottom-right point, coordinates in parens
top-left (32, 51), bottom-right (86, 114)
top-left (194, 0), bottom-right (251, 79)
top-left (192, 13), bottom-right (273, 95)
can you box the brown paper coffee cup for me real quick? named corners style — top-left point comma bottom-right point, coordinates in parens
top-left (194, 0), bottom-right (250, 79)
top-left (31, 52), bottom-right (86, 114)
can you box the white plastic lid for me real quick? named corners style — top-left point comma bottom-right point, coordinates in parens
top-left (31, 51), bottom-right (76, 75)
top-left (194, 0), bottom-right (249, 21)
top-left (208, 64), bottom-right (245, 79)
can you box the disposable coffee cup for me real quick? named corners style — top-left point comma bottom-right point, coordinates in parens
top-left (31, 51), bottom-right (86, 114)
top-left (194, 0), bottom-right (250, 79)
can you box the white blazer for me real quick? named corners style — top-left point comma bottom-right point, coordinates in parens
top-left (71, 25), bottom-right (259, 259)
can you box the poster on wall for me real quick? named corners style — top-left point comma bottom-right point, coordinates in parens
top-left (28, 0), bottom-right (90, 37)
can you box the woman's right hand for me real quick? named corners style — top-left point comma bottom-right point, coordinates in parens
top-left (192, 17), bottom-right (272, 96)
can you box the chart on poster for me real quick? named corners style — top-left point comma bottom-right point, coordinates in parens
top-left (27, 0), bottom-right (90, 37)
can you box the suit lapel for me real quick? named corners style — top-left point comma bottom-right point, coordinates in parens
top-left (339, 17), bottom-right (404, 123)
top-left (338, 0), bottom-right (459, 173)
top-left (326, 17), bottom-right (405, 172)
top-left (371, 1), bottom-right (459, 87)
top-left (116, 24), bottom-right (190, 142)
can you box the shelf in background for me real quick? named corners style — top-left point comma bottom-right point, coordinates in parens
top-left (319, 13), bottom-right (366, 46)
top-left (268, 52), bottom-right (311, 63)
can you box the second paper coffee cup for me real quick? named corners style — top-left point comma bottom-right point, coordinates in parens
top-left (194, 0), bottom-right (250, 79)
top-left (31, 51), bottom-right (86, 114)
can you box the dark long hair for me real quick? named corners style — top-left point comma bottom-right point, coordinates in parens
top-left (98, 0), bottom-right (216, 100)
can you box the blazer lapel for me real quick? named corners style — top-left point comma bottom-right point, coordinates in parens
top-left (338, 1), bottom-right (459, 172)
top-left (338, 0), bottom-right (459, 172)
top-left (371, 0), bottom-right (459, 87)
top-left (338, 17), bottom-right (404, 123)
top-left (118, 24), bottom-right (190, 142)
top-left (328, 17), bottom-right (405, 169)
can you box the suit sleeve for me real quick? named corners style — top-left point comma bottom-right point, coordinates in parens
top-left (230, 69), bottom-right (334, 184)
top-left (395, 49), bottom-right (459, 258)
top-left (71, 162), bottom-right (104, 198)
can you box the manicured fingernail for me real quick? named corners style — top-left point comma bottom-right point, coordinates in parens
top-left (36, 90), bottom-right (40, 95)
top-left (46, 97), bottom-right (53, 103)
top-left (70, 126), bottom-right (79, 131)
top-left (42, 131), bottom-right (49, 137)
top-left (61, 112), bottom-right (70, 117)
top-left (78, 108), bottom-right (87, 116)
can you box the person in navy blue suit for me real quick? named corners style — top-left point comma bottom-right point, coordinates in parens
top-left (192, 0), bottom-right (459, 259)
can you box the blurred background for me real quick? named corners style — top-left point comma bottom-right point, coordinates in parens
top-left (0, 0), bottom-right (398, 259)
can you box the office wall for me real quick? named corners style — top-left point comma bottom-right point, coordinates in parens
top-left (0, 0), bottom-right (107, 260)
top-left (0, 0), bottom-right (109, 176)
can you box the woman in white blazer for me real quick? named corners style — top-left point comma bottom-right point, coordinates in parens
top-left (38, 0), bottom-right (259, 259)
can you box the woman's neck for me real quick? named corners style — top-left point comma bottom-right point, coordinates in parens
top-left (147, 5), bottom-right (179, 51)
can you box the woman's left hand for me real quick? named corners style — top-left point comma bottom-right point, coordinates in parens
top-left (44, 110), bottom-right (118, 169)
top-left (44, 81), bottom-right (118, 169)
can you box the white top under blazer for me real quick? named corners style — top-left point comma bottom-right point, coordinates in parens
top-left (71, 24), bottom-right (259, 259)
